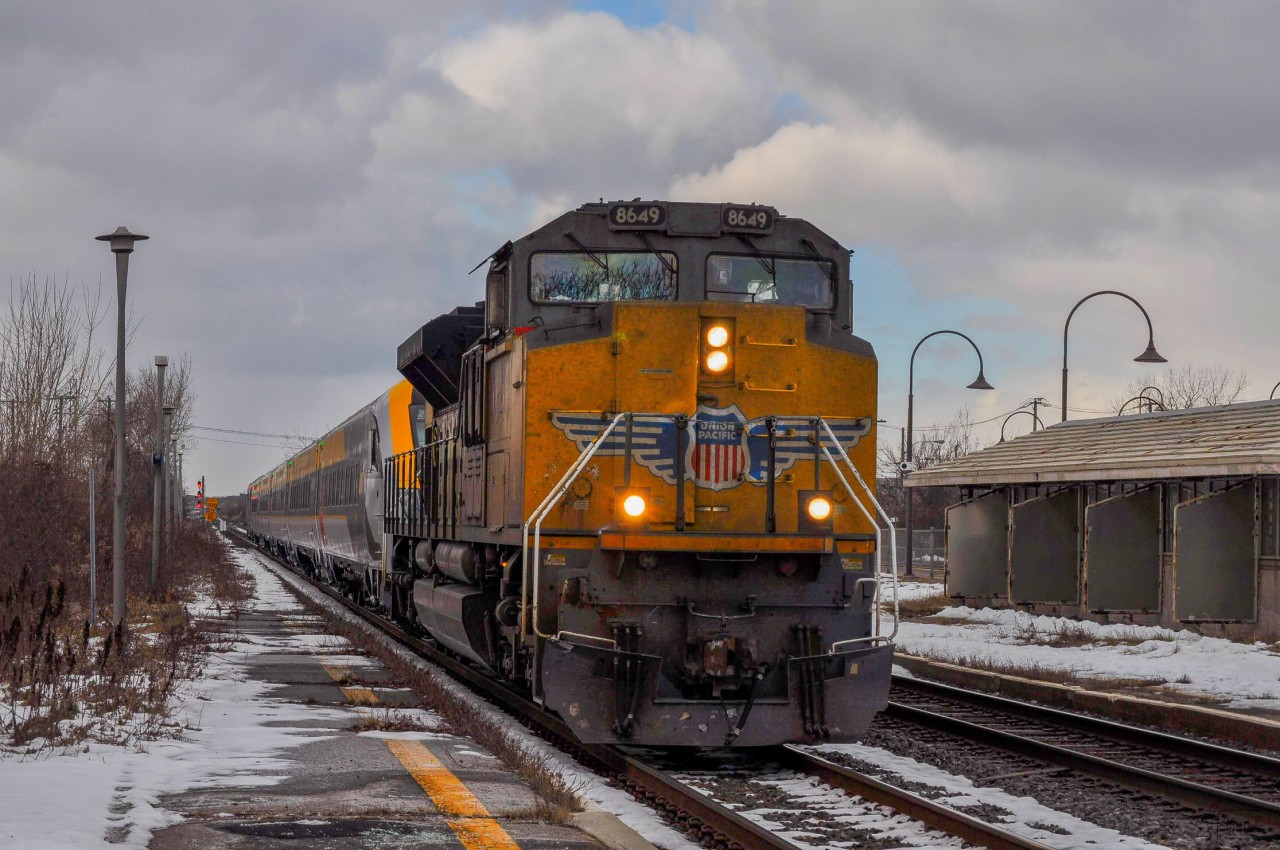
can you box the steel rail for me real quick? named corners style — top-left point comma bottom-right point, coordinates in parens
top-left (774, 746), bottom-right (1053, 850)
top-left (888, 677), bottom-right (1280, 829)
top-left (233, 532), bottom-right (798, 850)
top-left (893, 676), bottom-right (1280, 779)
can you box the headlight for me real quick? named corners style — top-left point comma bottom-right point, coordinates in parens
top-left (705, 350), bottom-right (730, 373)
top-left (806, 496), bottom-right (833, 521)
top-left (623, 494), bottom-right (647, 518)
top-left (705, 325), bottom-right (730, 348)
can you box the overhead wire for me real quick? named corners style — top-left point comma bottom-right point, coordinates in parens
top-left (192, 424), bottom-right (315, 441)
top-left (187, 434), bottom-right (300, 449)
top-left (881, 397), bottom-right (1122, 435)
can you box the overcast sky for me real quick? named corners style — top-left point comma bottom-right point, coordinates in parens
top-left (6, 1), bottom-right (1280, 494)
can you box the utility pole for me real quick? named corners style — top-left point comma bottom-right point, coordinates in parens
top-left (88, 467), bottom-right (97, 620)
top-left (1030, 397), bottom-right (1046, 431)
top-left (168, 436), bottom-right (178, 524)
top-left (151, 356), bottom-right (168, 595)
top-left (96, 226), bottom-right (148, 633)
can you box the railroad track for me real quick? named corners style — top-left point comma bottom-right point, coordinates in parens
top-left (232, 533), bottom-right (1047, 849)
top-left (888, 675), bottom-right (1280, 835)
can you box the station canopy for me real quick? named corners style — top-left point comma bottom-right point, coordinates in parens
top-left (905, 399), bottom-right (1280, 488)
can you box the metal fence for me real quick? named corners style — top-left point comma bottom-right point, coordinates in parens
top-left (890, 527), bottom-right (945, 578)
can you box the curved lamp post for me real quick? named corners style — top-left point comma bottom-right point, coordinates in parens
top-left (96, 226), bottom-right (148, 632)
top-left (1138, 386), bottom-right (1165, 410)
top-left (1270, 381), bottom-right (1280, 401)
top-left (1119, 393), bottom-right (1167, 415)
top-left (998, 409), bottom-right (1046, 442)
top-left (906, 330), bottom-right (994, 576)
top-left (1061, 290), bottom-right (1165, 422)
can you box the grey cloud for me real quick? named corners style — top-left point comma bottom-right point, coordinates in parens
top-left (714, 1), bottom-right (1280, 178)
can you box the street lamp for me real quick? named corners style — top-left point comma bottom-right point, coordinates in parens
top-left (1060, 290), bottom-right (1165, 422)
top-left (999, 409), bottom-right (1045, 442)
top-left (163, 407), bottom-right (176, 546)
top-left (151, 356), bottom-right (168, 595)
top-left (1270, 381), bottom-right (1280, 401)
top-left (1119, 392), bottom-right (1167, 415)
top-left (96, 226), bottom-right (148, 632)
top-left (906, 330), bottom-right (994, 576)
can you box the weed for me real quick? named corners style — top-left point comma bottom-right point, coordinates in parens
top-left (347, 708), bottom-right (435, 733)
top-left (936, 653), bottom-right (1170, 691)
top-left (892, 593), bottom-right (950, 620)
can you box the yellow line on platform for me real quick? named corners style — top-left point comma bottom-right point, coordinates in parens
top-left (341, 686), bottom-right (379, 705)
top-left (319, 661), bottom-right (350, 683)
top-left (386, 739), bottom-right (520, 850)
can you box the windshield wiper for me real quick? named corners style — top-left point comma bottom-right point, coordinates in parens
top-left (633, 232), bottom-right (676, 277)
top-left (800, 238), bottom-right (836, 286)
top-left (734, 233), bottom-right (775, 277)
top-left (563, 231), bottom-right (608, 271)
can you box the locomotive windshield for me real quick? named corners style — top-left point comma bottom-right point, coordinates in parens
top-left (530, 251), bottom-right (677, 303)
top-left (706, 255), bottom-right (835, 309)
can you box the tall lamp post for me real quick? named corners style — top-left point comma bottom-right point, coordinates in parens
top-left (163, 407), bottom-right (176, 546)
top-left (1061, 290), bottom-right (1165, 422)
top-left (906, 330), bottom-right (994, 576)
top-left (151, 356), bottom-right (168, 595)
top-left (96, 226), bottom-right (148, 632)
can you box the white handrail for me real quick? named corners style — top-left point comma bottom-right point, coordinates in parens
top-left (521, 412), bottom-right (627, 639)
top-left (819, 418), bottom-right (900, 648)
top-left (818, 443), bottom-right (889, 650)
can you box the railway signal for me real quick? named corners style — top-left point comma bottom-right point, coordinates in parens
top-left (196, 477), bottom-right (204, 511)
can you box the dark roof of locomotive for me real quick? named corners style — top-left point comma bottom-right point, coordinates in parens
top-left (904, 399), bottom-right (1280, 487)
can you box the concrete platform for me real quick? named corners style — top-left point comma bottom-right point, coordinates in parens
top-left (147, 603), bottom-right (605, 849)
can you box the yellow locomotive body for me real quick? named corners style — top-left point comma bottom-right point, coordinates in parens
top-left (384, 201), bottom-right (893, 746)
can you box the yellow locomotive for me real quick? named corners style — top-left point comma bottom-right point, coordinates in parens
top-left (382, 201), bottom-right (894, 746)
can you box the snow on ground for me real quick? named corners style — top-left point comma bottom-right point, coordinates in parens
top-left (239, 546), bottom-right (706, 850)
top-left (881, 581), bottom-right (1280, 712)
top-left (812, 744), bottom-right (1174, 850)
top-left (0, 551), bottom-right (350, 849)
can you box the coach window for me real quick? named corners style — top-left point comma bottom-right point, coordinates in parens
top-left (409, 403), bottom-right (427, 448)
top-left (706, 255), bottom-right (834, 309)
top-left (530, 251), bottom-right (677, 303)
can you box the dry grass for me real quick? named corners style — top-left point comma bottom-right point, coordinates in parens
top-left (938, 653), bottom-right (1171, 691)
top-left (347, 707), bottom-right (437, 733)
top-left (0, 457), bottom-right (250, 755)
top-left (893, 592), bottom-right (951, 619)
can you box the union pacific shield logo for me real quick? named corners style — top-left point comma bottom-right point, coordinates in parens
top-left (687, 405), bottom-right (748, 491)
top-left (549, 408), bottom-right (872, 491)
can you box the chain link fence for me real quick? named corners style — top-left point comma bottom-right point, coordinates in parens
top-left (889, 527), bottom-right (945, 578)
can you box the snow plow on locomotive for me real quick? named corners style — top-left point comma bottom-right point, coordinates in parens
top-left (250, 200), bottom-right (898, 748)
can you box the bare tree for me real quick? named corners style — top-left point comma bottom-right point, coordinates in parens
top-left (1112, 363), bottom-right (1250, 413)
top-left (0, 275), bottom-right (110, 459)
top-left (878, 407), bottom-right (980, 526)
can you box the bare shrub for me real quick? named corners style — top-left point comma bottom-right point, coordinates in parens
top-left (0, 276), bottom-right (247, 754)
